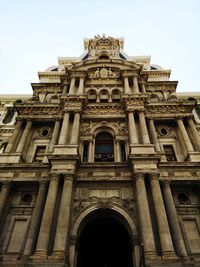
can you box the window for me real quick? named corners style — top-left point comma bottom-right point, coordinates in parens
top-left (83, 143), bottom-right (89, 162)
top-left (0, 142), bottom-right (8, 154)
top-left (3, 107), bottom-right (15, 124)
top-left (95, 132), bottom-right (114, 162)
top-left (163, 145), bottom-right (176, 161)
top-left (120, 141), bottom-right (126, 162)
top-left (34, 146), bottom-right (46, 162)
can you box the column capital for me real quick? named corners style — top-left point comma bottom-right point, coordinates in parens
top-left (16, 117), bottom-right (24, 122)
top-left (39, 180), bottom-right (48, 187)
top-left (160, 179), bottom-right (171, 186)
top-left (148, 173), bottom-right (159, 180)
top-left (50, 173), bottom-right (60, 181)
top-left (1, 180), bottom-right (12, 190)
top-left (122, 72), bottom-right (130, 78)
top-left (79, 73), bottom-right (87, 78)
top-left (63, 174), bottom-right (74, 182)
top-left (134, 173), bottom-right (145, 181)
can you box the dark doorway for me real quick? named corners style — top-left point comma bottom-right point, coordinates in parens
top-left (76, 209), bottom-right (133, 267)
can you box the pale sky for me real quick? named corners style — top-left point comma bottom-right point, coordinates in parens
top-left (0, 0), bottom-right (200, 94)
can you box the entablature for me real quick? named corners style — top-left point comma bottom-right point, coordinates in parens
top-left (38, 71), bottom-right (66, 83)
top-left (145, 101), bottom-right (195, 119)
top-left (146, 81), bottom-right (178, 93)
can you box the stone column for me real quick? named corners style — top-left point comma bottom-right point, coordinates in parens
top-left (0, 181), bottom-right (11, 220)
top-left (33, 174), bottom-right (59, 259)
top-left (135, 174), bottom-right (158, 260)
top-left (140, 81), bottom-right (146, 93)
top-left (62, 84), bottom-right (68, 94)
top-left (69, 77), bottom-right (76, 95)
top-left (58, 113), bottom-right (70, 145)
top-left (70, 112), bottom-right (80, 145)
top-left (108, 92), bottom-right (112, 102)
top-left (51, 175), bottom-right (74, 260)
top-left (139, 111), bottom-right (150, 144)
top-left (133, 76), bottom-right (139, 94)
top-left (78, 77), bottom-right (84, 95)
top-left (16, 120), bottom-right (32, 153)
top-left (148, 119), bottom-right (161, 152)
top-left (188, 118), bottom-right (200, 150)
top-left (88, 140), bottom-right (93, 162)
top-left (149, 174), bottom-right (177, 260)
top-left (5, 120), bottom-right (23, 153)
top-left (177, 118), bottom-right (194, 153)
top-left (124, 76), bottom-right (130, 94)
top-left (128, 112), bottom-right (138, 144)
top-left (115, 139), bottom-right (121, 162)
top-left (49, 120), bottom-right (61, 152)
top-left (23, 181), bottom-right (48, 257)
top-left (96, 93), bottom-right (100, 103)
top-left (161, 181), bottom-right (188, 259)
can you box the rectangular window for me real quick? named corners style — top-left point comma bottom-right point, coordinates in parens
top-left (120, 141), bottom-right (126, 162)
top-left (83, 143), bottom-right (89, 162)
top-left (163, 145), bottom-right (176, 161)
top-left (34, 146), bottom-right (46, 162)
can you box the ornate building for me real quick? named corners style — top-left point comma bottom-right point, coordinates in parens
top-left (0, 35), bottom-right (200, 267)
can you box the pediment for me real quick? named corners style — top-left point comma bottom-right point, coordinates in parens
top-left (66, 59), bottom-right (142, 74)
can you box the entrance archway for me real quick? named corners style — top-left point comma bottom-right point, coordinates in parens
top-left (76, 209), bottom-right (134, 267)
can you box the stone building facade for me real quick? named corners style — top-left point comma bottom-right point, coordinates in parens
top-left (0, 35), bottom-right (200, 267)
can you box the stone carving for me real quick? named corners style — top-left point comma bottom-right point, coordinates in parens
top-left (122, 199), bottom-right (135, 217)
top-left (89, 68), bottom-right (118, 79)
top-left (97, 199), bottom-right (113, 209)
top-left (83, 105), bottom-right (124, 116)
top-left (80, 121), bottom-right (128, 136)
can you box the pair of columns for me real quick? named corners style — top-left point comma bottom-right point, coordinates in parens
top-left (5, 119), bottom-right (32, 154)
top-left (177, 118), bottom-right (200, 154)
top-left (31, 174), bottom-right (74, 261)
top-left (65, 76), bottom-right (84, 95)
top-left (135, 174), bottom-right (188, 261)
top-left (124, 76), bottom-right (139, 94)
top-left (128, 111), bottom-right (150, 145)
top-left (124, 76), bottom-right (146, 94)
top-left (58, 112), bottom-right (80, 146)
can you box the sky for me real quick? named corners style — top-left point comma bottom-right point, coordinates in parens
top-left (0, 0), bottom-right (200, 94)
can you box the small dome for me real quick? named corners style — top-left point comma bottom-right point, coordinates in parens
top-left (45, 65), bottom-right (59, 71)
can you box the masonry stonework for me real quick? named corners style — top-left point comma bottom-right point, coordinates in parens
top-left (0, 35), bottom-right (200, 267)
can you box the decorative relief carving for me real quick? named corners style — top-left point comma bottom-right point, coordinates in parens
top-left (16, 105), bottom-right (62, 117)
top-left (89, 68), bottom-right (119, 79)
top-left (176, 207), bottom-right (199, 215)
top-left (122, 199), bottom-right (136, 217)
top-left (80, 121), bottom-right (128, 136)
top-left (97, 199), bottom-right (113, 209)
top-left (147, 104), bottom-right (194, 116)
top-left (10, 207), bottom-right (33, 215)
top-left (83, 105), bottom-right (124, 116)
top-left (64, 102), bottom-right (82, 112)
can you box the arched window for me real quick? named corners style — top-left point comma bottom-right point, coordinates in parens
top-left (95, 132), bottom-right (114, 162)
top-left (100, 90), bottom-right (109, 102)
top-left (87, 89), bottom-right (96, 102)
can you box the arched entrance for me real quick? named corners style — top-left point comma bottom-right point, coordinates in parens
top-left (76, 209), bottom-right (134, 267)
